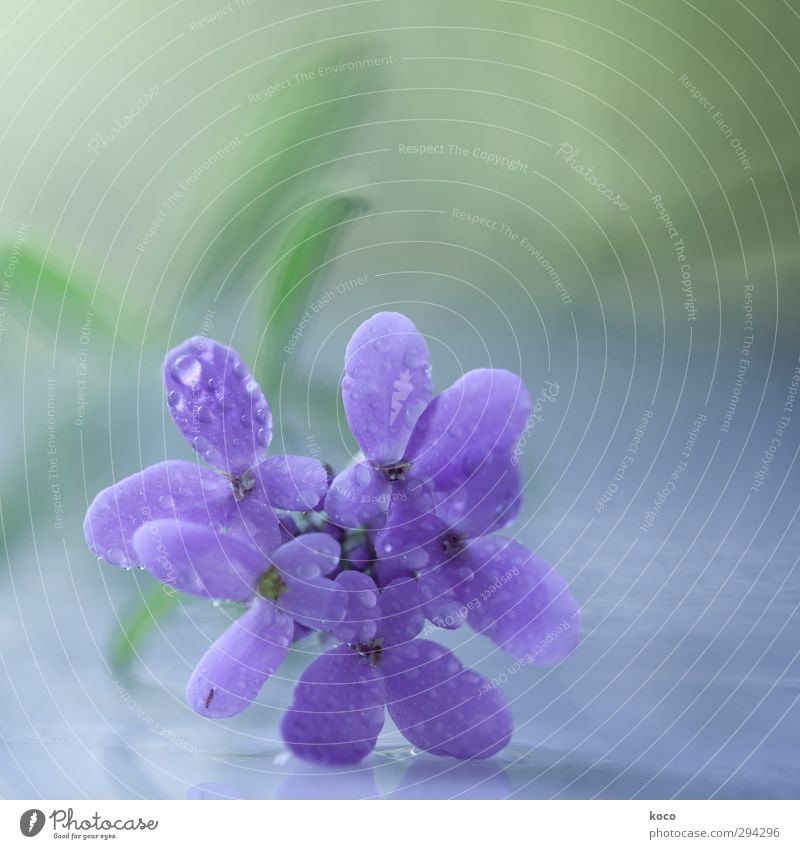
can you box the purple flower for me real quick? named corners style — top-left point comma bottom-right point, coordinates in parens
top-left (84, 336), bottom-right (328, 567)
top-left (281, 574), bottom-right (512, 765)
top-left (324, 312), bottom-right (530, 530)
top-left (131, 524), bottom-right (347, 717)
top-left (323, 312), bottom-right (579, 664)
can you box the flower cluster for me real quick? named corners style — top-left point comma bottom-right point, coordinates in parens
top-left (84, 312), bottom-right (579, 765)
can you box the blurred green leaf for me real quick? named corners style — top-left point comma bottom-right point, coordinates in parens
top-left (109, 582), bottom-right (181, 676)
top-left (0, 241), bottom-right (117, 341)
top-left (194, 45), bottom-right (380, 292)
top-left (258, 194), bottom-right (368, 392)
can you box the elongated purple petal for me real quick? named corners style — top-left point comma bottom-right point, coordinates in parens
top-left (281, 647), bottom-right (386, 765)
top-left (186, 599), bottom-right (292, 717)
top-left (343, 312), bottom-right (433, 466)
top-left (271, 533), bottom-right (341, 580)
top-left (253, 455), bottom-right (328, 511)
top-left (324, 463), bottom-right (391, 529)
top-left (456, 536), bottom-right (579, 664)
top-left (332, 570), bottom-right (380, 645)
top-left (405, 369), bottom-right (531, 488)
top-left (83, 461), bottom-right (231, 567)
top-left (432, 450), bottom-right (522, 539)
top-left (378, 577), bottom-right (424, 646)
top-left (164, 336), bottom-right (271, 476)
top-left (383, 639), bottom-right (512, 759)
top-left (131, 519), bottom-right (263, 600)
top-left (276, 574), bottom-right (348, 632)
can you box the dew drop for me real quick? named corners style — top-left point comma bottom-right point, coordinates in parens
top-left (170, 355), bottom-right (202, 387)
top-left (157, 494), bottom-right (174, 510)
top-left (233, 360), bottom-right (247, 379)
top-left (167, 390), bottom-right (180, 407)
top-left (245, 379), bottom-right (258, 394)
top-left (297, 563), bottom-right (321, 580)
top-left (240, 413), bottom-right (250, 427)
top-left (255, 406), bottom-right (268, 423)
top-left (105, 547), bottom-right (127, 566)
top-left (358, 590), bottom-right (377, 609)
top-left (256, 428), bottom-right (268, 446)
top-left (196, 406), bottom-right (213, 424)
top-left (212, 599), bottom-right (221, 608)
top-left (204, 448), bottom-right (222, 465)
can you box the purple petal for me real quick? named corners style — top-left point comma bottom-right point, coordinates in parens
top-left (253, 455), bottom-right (328, 511)
top-left (277, 578), bottom-right (348, 631)
top-left (432, 450), bottom-right (522, 539)
top-left (418, 567), bottom-right (469, 630)
top-left (378, 577), bottom-right (425, 646)
top-left (271, 533), bottom-right (341, 580)
top-left (131, 519), bottom-right (263, 600)
top-left (405, 369), bottom-right (531, 488)
top-left (332, 570), bottom-right (380, 645)
top-left (186, 599), bottom-right (292, 717)
top-left (343, 312), bottom-right (433, 466)
top-left (83, 460), bottom-right (231, 567)
top-left (292, 622), bottom-right (313, 643)
top-left (164, 336), bottom-right (272, 476)
top-left (281, 647), bottom-right (386, 765)
top-left (373, 479), bottom-right (447, 573)
top-left (456, 536), bottom-right (579, 664)
top-left (383, 639), bottom-right (512, 759)
top-left (343, 539), bottom-right (374, 572)
top-left (225, 476), bottom-right (282, 557)
top-left (324, 463), bottom-right (391, 529)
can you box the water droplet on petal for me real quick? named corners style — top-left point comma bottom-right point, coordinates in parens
top-left (105, 547), bottom-right (127, 566)
top-left (255, 406), bottom-right (268, 423)
top-left (358, 591), bottom-right (377, 609)
top-left (256, 428), bottom-right (268, 446)
top-left (204, 448), bottom-right (222, 465)
top-left (197, 406), bottom-right (213, 423)
top-left (233, 360), bottom-right (247, 379)
top-left (157, 494), bottom-right (174, 510)
top-left (167, 390), bottom-right (180, 407)
top-left (170, 355), bottom-right (202, 387)
top-left (245, 379), bottom-right (258, 394)
top-left (297, 563), bottom-right (321, 580)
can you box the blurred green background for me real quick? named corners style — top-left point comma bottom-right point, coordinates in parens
top-left (1, 0), bottom-right (799, 798)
